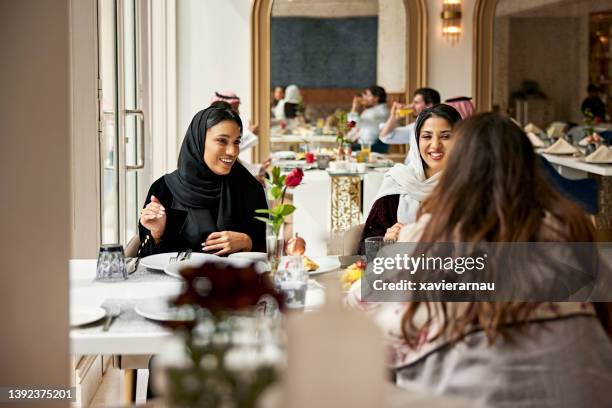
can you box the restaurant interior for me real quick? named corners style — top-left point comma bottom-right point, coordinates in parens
top-left (2, 0), bottom-right (612, 407)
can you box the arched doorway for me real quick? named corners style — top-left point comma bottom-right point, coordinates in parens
top-left (250, 0), bottom-right (428, 161)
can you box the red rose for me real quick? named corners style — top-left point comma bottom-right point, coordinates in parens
top-left (347, 120), bottom-right (356, 129)
top-left (305, 152), bottom-right (315, 164)
top-left (285, 168), bottom-right (304, 187)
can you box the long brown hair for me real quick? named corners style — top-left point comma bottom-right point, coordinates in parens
top-left (401, 113), bottom-right (605, 346)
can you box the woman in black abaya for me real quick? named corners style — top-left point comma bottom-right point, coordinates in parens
top-left (137, 105), bottom-right (267, 257)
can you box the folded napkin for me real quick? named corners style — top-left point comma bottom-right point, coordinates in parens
top-left (547, 122), bottom-right (566, 139)
top-left (527, 132), bottom-right (546, 147)
top-left (524, 123), bottom-right (543, 134)
top-left (543, 138), bottom-right (578, 155)
top-left (585, 145), bottom-right (612, 163)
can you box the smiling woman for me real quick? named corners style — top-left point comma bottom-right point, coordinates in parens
top-left (360, 104), bottom-right (462, 246)
top-left (137, 105), bottom-right (268, 257)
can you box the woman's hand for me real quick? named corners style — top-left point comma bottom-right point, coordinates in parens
top-left (384, 222), bottom-right (405, 243)
top-left (140, 195), bottom-right (166, 243)
top-left (202, 231), bottom-right (252, 256)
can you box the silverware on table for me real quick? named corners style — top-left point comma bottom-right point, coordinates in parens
top-left (103, 305), bottom-right (121, 332)
top-left (126, 257), bottom-right (140, 274)
top-left (169, 250), bottom-right (184, 263)
top-left (169, 249), bottom-right (192, 263)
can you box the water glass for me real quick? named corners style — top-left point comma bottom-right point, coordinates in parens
top-left (96, 244), bottom-right (127, 282)
top-left (275, 256), bottom-right (308, 309)
top-left (364, 236), bottom-right (385, 265)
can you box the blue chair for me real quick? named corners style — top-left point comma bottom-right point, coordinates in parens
top-left (539, 157), bottom-right (598, 214)
top-left (598, 130), bottom-right (612, 145)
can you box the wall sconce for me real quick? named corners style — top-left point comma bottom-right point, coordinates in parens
top-left (441, 0), bottom-right (462, 45)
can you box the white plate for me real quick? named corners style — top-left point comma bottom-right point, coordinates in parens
top-left (228, 252), bottom-right (267, 262)
top-left (141, 252), bottom-right (215, 271)
top-left (164, 253), bottom-right (263, 278)
top-left (134, 297), bottom-right (196, 322)
top-left (70, 306), bottom-right (106, 327)
top-left (280, 256), bottom-right (341, 275)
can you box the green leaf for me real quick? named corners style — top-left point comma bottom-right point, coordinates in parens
top-left (269, 186), bottom-right (282, 200)
top-left (254, 209), bottom-right (271, 214)
top-left (254, 216), bottom-right (274, 225)
top-left (280, 204), bottom-right (296, 216)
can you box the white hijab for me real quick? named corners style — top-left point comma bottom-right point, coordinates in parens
top-left (373, 126), bottom-right (441, 223)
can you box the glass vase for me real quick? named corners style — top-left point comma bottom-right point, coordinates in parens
top-left (266, 224), bottom-right (284, 275)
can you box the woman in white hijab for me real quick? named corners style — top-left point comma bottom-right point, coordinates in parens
top-left (360, 104), bottom-right (462, 247)
top-left (273, 84), bottom-right (302, 120)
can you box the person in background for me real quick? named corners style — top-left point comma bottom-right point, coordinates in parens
top-left (274, 84), bottom-right (302, 120)
top-left (347, 85), bottom-right (390, 153)
top-left (360, 104), bottom-right (461, 247)
top-left (138, 105), bottom-right (268, 257)
top-left (581, 84), bottom-right (606, 122)
top-left (444, 96), bottom-right (475, 119)
top-left (351, 112), bottom-right (612, 407)
top-left (272, 85), bottom-right (285, 109)
top-left (210, 92), bottom-right (270, 182)
top-left (379, 87), bottom-right (441, 163)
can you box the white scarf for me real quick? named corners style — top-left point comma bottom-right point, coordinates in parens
top-left (374, 128), bottom-right (440, 223)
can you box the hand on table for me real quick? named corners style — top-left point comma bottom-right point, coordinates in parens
top-left (202, 231), bottom-right (252, 256)
top-left (384, 222), bottom-right (405, 243)
top-left (140, 195), bottom-right (166, 242)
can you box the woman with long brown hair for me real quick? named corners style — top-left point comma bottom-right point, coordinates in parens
top-left (350, 113), bottom-right (612, 407)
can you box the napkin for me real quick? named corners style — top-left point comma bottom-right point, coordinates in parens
top-left (543, 138), bottom-right (578, 155)
top-left (547, 122), bottom-right (566, 139)
top-left (524, 123), bottom-right (543, 135)
top-left (585, 145), bottom-right (612, 163)
top-left (526, 132), bottom-right (546, 147)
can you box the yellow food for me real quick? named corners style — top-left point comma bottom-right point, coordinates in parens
top-left (341, 262), bottom-right (365, 290)
top-left (303, 256), bottom-right (319, 272)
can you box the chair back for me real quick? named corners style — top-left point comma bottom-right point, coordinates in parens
top-left (125, 235), bottom-right (140, 258)
top-left (343, 224), bottom-right (365, 256)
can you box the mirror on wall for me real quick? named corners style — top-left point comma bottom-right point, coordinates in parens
top-left (492, 0), bottom-right (612, 132)
top-left (269, 0), bottom-right (407, 153)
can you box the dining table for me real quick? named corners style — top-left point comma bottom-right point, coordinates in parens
top-left (70, 256), bottom-right (336, 403)
top-left (70, 258), bottom-right (334, 355)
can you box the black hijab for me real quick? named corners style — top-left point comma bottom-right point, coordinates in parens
top-left (164, 106), bottom-right (248, 246)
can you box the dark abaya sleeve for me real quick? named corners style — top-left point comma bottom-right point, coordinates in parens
top-left (243, 181), bottom-right (268, 253)
top-left (359, 194), bottom-right (400, 254)
top-left (137, 177), bottom-right (183, 257)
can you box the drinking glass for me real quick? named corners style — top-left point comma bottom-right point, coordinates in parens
top-left (364, 236), bottom-right (385, 265)
top-left (96, 244), bottom-right (127, 281)
top-left (275, 255), bottom-right (308, 310)
top-left (358, 143), bottom-right (371, 163)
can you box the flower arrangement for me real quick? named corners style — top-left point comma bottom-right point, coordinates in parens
top-left (255, 166), bottom-right (304, 272)
top-left (583, 109), bottom-right (596, 138)
top-left (255, 166), bottom-right (304, 238)
top-left (335, 110), bottom-right (356, 145)
top-left (161, 261), bottom-right (285, 407)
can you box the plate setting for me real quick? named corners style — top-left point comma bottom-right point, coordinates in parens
top-left (70, 306), bottom-right (107, 327)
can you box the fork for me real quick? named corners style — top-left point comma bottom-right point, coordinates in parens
top-left (181, 249), bottom-right (192, 261)
top-left (102, 305), bottom-right (121, 332)
top-left (169, 250), bottom-right (184, 263)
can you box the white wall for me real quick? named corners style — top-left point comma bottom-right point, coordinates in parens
top-left (427, 0), bottom-right (476, 100)
top-left (378, 0), bottom-right (406, 92)
top-left (177, 0), bottom-right (252, 161)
